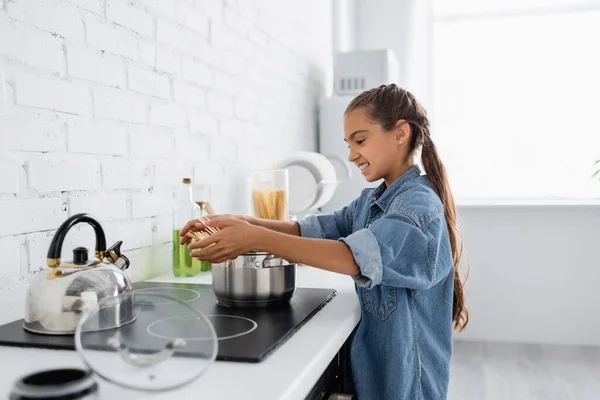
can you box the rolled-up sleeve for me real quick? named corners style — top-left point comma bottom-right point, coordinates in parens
top-left (296, 214), bottom-right (325, 239)
top-left (297, 200), bottom-right (355, 240)
top-left (340, 212), bottom-right (447, 290)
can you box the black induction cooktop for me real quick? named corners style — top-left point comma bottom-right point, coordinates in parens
top-left (0, 282), bottom-right (337, 363)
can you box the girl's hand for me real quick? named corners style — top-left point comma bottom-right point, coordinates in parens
top-left (179, 214), bottom-right (250, 245)
top-left (187, 218), bottom-right (262, 264)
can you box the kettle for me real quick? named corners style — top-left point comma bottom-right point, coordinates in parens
top-left (23, 213), bottom-right (135, 335)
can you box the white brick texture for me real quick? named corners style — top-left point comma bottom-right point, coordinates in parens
top-left (28, 156), bottom-right (97, 192)
top-left (85, 17), bottom-right (137, 60)
top-left (207, 92), bottom-right (233, 117)
top-left (189, 112), bottom-right (218, 135)
top-left (138, 40), bottom-right (157, 69)
top-left (106, 0), bottom-right (153, 38)
top-left (16, 74), bottom-right (89, 115)
top-left (0, 158), bottom-right (20, 194)
top-left (130, 127), bottom-right (174, 159)
top-left (0, 108), bottom-right (64, 152)
top-left (0, 236), bottom-right (20, 279)
top-left (0, 198), bottom-right (65, 236)
top-left (0, 71), bottom-right (5, 102)
top-left (0, 16), bottom-right (62, 72)
top-left (131, 190), bottom-right (173, 219)
top-left (67, 46), bottom-right (126, 88)
top-left (93, 85), bottom-right (147, 123)
top-left (175, 131), bottom-right (209, 161)
top-left (7, 0), bottom-right (84, 41)
top-left (154, 164), bottom-right (182, 188)
top-left (103, 219), bottom-right (153, 251)
top-left (149, 102), bottom-right (186, 129)
top-left (176, 3), bottom-right (209, 37)
top-left (69, 193), bottom-right (127, 221)
top-left (181, 58), bottom-right (212, 87)
top-left (173, 80), bottom-right (207, 108)
top-left (157, 19), bottom-right (201, 55)
top-left (156, 45), bottom-right (180, 75)
top-left (67, 0), bottom-right (103, 16)
top-left (102, 159), bottom-right (151, 190)
top-left (154, 216), bottom-right (173, 244)
top-left (67, 118), bottom-right (128, 156)
top-left (0, 0), bottom-right (332, 304)
top-left (128, 65), bottom-right (170, 99)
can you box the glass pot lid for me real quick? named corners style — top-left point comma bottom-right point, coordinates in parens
top-left (74, 290), bottom-right (218, 391)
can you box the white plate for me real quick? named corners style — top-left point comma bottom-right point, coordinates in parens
top-left (276, 151), bottom-right (339, 213)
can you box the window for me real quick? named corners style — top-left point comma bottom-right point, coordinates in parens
top-left (432, 1), bottom-right (600, 200)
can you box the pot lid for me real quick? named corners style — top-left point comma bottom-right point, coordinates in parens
top-left (74, 290), bottom-right (218, 391)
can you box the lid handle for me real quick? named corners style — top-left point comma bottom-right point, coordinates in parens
top-left (107, 332), bottom-right (187, 367)
top-left (73, 247), bottom-right (89, 265)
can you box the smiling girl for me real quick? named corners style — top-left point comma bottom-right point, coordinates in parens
top-left (180, 84), bottom-right (469, 400)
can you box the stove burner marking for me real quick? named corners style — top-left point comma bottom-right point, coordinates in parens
top-left (146, 314), bottom-right (258, 341)
top-left (136, 287), bottom-right (201, 305)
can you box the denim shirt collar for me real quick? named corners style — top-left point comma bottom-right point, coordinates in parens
top-left (370, 164), bottom-right (422, 211)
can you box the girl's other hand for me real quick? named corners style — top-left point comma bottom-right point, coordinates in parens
top-left (187, 218), bottom-right (261, 263)
top-left (179, 214), bottom-right (251, 245)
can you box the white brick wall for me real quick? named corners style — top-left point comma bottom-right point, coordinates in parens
top-left (0, 0), bottom-right (332, 322)
top-left (67, 118), bottom-right (128, 156)
top-left (106, 0), bottom-right (154, 38)
top-left (128, 65), bottom-right (170, 98)
top-left (131, 190), bottom-right (173, 219)
top-left (16, 74), bottom-right (90, 115)
top-left (85, 17), bottom-right (138, 60)
top-left (92, 85), bottom-right (147, 123)
top-left (6, 0), bottom-right (85, 41)
top-left (67, 46), bottom-right (126, 88)
top-left (130, 126), bottom-right (174, 159)
top-left (102, 159), bottom-right (151, 189)
top-left (0, 198), bottom-right (65, 236)
top-left (0, 15), bottom-right (62, 72)
top-left (149, 102), bottom-right (186, 129)
top-left (0, 109), bottom-right (64, 152)
top-left (28, 156), bottom-right (97, 192)
top-left (0, 236), bottom-right (20, 279)
top-left (0, 157), bottom-right (20, 194)
top-left (69, 193), bottom-right (127, 221)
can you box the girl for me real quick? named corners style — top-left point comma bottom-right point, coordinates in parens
top-left (180, 84), bottom-right (469, 400)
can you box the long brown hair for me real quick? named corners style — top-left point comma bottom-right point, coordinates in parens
top-left (346, 84), bottom-right (469, 331)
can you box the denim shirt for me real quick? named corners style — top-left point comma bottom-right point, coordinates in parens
top-left (298, 165), bottom-right (454, 400)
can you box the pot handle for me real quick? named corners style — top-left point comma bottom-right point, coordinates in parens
top-left (259, 255), bottom-right (292, 268)
top-left (46, 213), bottom-right (107, 268)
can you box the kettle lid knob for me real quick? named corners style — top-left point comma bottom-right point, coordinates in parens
top-left (73, 247), bottom-right (89, 265)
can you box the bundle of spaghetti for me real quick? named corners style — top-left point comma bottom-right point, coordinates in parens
top-left (251, 162), bottom-right (287, 221)
top-left (252, 188), bottom-right (286, 220)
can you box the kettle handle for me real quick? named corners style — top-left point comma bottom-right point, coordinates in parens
top-left (46, 213), bottom-right (107, 268)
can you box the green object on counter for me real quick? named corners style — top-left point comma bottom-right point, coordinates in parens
top-left (200, 258), bottom-right (211, 272)
top-left (172, 229), bottom-right (201, 277)
top-left (173, 178), bottom-right (203, 277)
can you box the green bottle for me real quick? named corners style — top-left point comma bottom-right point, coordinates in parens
top-left (173, 178), bottom-right (201, 277)
top-left (195, 201), bottom-right (212, 272)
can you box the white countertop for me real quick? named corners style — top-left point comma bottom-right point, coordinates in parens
top-left (0, 267), bottom-right (361, 400)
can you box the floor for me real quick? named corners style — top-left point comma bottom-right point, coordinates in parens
top-left (448, 341), bottom-right (600, 400)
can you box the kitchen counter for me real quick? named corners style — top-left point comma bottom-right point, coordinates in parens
top-left (0, 266), bottom-right (361, 400)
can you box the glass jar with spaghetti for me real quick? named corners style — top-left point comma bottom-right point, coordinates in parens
top-left (249, 168), bottom-right (289, 221)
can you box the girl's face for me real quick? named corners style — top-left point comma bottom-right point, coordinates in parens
top-left (343, 108), bottom-right (411, 186)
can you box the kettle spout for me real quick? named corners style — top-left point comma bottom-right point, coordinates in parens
top-left (106, 241), bottom-right (130, 271)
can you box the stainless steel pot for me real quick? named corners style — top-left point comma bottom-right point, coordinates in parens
top-left (212, 251), bottom-right (296, 307)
